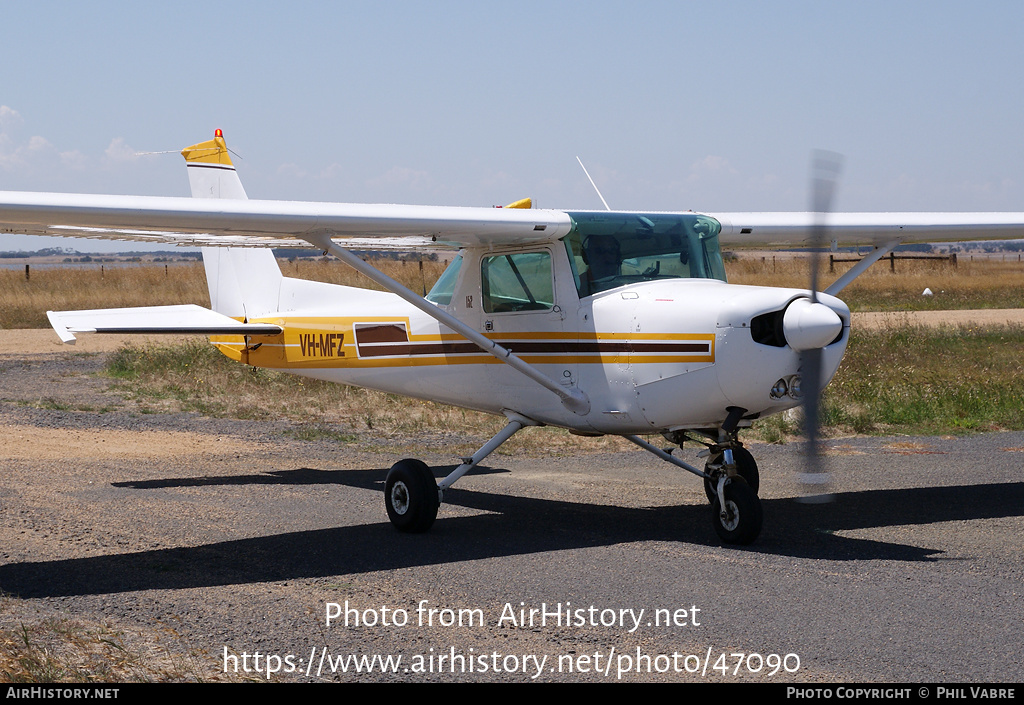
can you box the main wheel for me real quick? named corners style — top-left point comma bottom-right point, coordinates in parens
top-left (703, 446), bottom-right (759, 502)
top-left (385, 459), bottom-right (439, 533)
top-left (710, 479), bottom-right (763, 545)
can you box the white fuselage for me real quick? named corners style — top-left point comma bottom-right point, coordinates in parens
top-left (230, 243), bottom-right (849, 435)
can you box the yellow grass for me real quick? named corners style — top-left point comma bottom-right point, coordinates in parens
top-left (2, 253), bottom-right (1021, 328)
top-left (0, 265), bottom-right (209, 328)
top-left (0, 258), bottom-right (452, 329)
top-left (725, 254), bottom-right (1024, 311)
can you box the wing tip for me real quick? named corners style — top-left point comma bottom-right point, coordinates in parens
top-left (46, 311), bottom-right (77, 344)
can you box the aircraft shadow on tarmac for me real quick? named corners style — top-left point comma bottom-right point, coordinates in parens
top-left (1, 464), bottom-right (1021, 598)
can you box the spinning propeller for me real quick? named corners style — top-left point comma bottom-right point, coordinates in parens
top-left (798, 151), bottom-right (843, 503)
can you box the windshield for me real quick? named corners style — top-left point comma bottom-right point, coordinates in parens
top-left (425, 254), bottom-right (463, 305)
top-left (564, 212), bottom-right (726, 297)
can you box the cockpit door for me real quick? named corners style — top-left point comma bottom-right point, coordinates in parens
top-left (476, 246), bottom-right (580, 396)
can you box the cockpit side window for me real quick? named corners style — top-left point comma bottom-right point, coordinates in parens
top-left (480, 251), bottom-right (553, 313)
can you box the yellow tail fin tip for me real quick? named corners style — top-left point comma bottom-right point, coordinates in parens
top-left (181, 130), bottom-right (233, 166)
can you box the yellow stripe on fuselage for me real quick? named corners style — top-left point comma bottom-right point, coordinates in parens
top-left (210, 316), bottom-right (715, 369)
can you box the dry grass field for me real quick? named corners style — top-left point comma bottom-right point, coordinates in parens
top-left (728, 253), bottom-right (1024, 311)
top-left (0, 259), bottom-right (451, 329)
top-left (3, 253), bottom-right (1022, 329)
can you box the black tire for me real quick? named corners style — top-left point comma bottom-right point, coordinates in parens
top-left (703, 446), bottom-right (759, 502)
top-left (385, 459), bottom-right (439, 533)
top-left (710, 479), bottom-right (763, 545)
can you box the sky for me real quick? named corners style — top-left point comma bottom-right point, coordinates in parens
top-left (2, 0), bottom-right (1023, 251)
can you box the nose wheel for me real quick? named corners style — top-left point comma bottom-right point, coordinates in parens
top-left (703, 445), bottom-right (760, 502)
top-left (711, 477), bottom-right (762, 545)
top-left (626, 428), bottom-right (764, 545)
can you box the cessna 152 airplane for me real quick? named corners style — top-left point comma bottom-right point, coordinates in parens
top-left (2, 130), bottom-right (1024, 544)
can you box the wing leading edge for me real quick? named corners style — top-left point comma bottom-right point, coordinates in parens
top-left (3, 191), bottom-right (1024, 250)
top-left (0, 191), bottom-right (573, 249)
top-left (711, 211), bottom-right (1024, 246)
top-left (2, 127), bottom-right (1023, 250)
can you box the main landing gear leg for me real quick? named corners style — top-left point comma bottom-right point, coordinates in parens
top-left (384, 412), bottom-right (539, 533)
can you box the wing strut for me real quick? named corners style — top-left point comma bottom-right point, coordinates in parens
top-left (306, 234), bottom-right (591, 415)
top-left (823, 238), bottom-right (903, 296)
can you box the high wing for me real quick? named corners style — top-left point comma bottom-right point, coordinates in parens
top-left (0, 191), bottom-right (573, 250)
top-left (2, 190), bottom-right (1024, 250)
top-left (711, 211), bottom-right (1024, 246)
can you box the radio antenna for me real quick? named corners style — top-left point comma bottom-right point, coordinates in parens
top-left (576, 157), bottom-right (611, 211)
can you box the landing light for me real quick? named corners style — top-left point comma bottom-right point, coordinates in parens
top-left (789, 374), bottom-right (803, 399)
top-left (771, 375), bottom-right (803, 400)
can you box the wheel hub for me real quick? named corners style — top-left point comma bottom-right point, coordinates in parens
top-left (719, 500), bottom-right (740, 531)
top-left (390, 481), bottom-right (410, 515)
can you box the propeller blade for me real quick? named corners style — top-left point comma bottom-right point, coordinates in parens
top-left (798, 345), bottom-right (831, 502)
top-left (808, 150), bottom-right (843, 303)
top-left (798, 150), bottom-right (843, 503)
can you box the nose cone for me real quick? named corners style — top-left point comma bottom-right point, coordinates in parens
top-left (783, 298), bottom-right (843, 351)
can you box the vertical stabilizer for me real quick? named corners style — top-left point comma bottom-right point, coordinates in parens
top-left (181, 129), bottom-right (248, 200)
top-left (182, 130), bottom-right (282, 319)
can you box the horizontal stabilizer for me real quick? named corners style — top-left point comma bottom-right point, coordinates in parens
top-left (47, 304), bottom-right (282, 344)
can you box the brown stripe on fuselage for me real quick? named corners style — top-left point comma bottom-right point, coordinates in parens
top-left (355, 339), bottom-right (711, 358)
